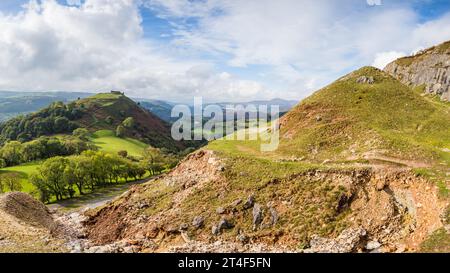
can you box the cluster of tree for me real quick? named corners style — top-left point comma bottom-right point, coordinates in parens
top-left (30, 151), bottom-right (146, 202)
top-left (0, 173), bottom-right (22, 193)
top-left (0, 101), bottom-right (83, 145)
top-left (29, 146), bottom-right (179, 203)
top-left (141, 146), bottom-right (178, 175)
top-left (0, 132), bottom-right (94, 167)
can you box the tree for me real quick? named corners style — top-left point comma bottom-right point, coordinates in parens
top-left (0, 141), bottom-right (24, 166)
top-left (32, 157), bottom-right (70, 201)
top-left (0, 158), bottom-right (6, 168)
top-left (30, 174), bottom-right (51, 203)
top-left (73, 128), bottom-right (90, 140)
top-left (54, 116), bottom-right (70, 133)
top-left (0, 173), bottom-right (22, 192)
top-left (141, 147), bottom-right (175, 175)
top-left (122, 117), bottom-right (135, 129)
top-left (116, 125), bottom-right (126, 138)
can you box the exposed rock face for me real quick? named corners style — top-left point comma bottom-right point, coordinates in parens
top-left (306, 227), bottom-right (367, 253)
top-left (356, 76), bottom-right (375, 84)
top-left (384, 41), bottom-right (450, 101)
top-left (84, 150), bottom-right (447, 253)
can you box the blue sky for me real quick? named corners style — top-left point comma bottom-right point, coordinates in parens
top-left (0, 0), bottom-right (450, 102)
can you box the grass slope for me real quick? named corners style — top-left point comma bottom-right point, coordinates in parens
top-left (277, 67), bottom-right (450, 161)
top-left (210, 67), bottom-right (449, 165)
top-left (90, 130), bottom-right (148, 157)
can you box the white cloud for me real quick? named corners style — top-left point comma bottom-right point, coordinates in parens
top-left (146, 0), bottom-right (450, 98)
top-left (1, 1), bottom-right (450, 102)
top-left (372, 51), bottom-right (406, 69)
top-left (0, 0), bottom-right (276, 102)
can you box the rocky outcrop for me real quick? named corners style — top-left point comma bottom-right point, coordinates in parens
top-left (83, 148), bottom-right (446, 253)
top-left (306, 227), bottom-right (367, 253)
top-left (384, 41), bottom-right (450, 101)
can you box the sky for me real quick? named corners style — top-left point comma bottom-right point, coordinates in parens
top-left (0, 0), bottom-right (450, 103)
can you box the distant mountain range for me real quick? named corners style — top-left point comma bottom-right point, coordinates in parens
top-left (0, 91), bottom-right (298, 124)
top-left (0, 91), bottom-right (93, 122)
top-left (139, 98), bottom-right (298, 123)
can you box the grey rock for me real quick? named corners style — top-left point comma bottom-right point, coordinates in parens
top-left (252, 203), bottom-right (263, 228)
top-left (122, 246), bottom-right (139, 253)
top-left (270, 207), bottom-right (279, 226)
top-left (307, 227), bottom-right (367, 253)
top-left (366, 240), bottom-right (382, 250)
top-left (212, 218), bottom-right (234, 236)
top-left (356, 76), bottom-right (375, 84)
top-left (218, 218), bottom-right (234, 231)
top-left (216, 207), bottom-right (226, 214)
top-left (192, 216), bottom-right (204, 229)
top-left (179, 223), bottom-right (189, 231)
top-left (243, 195), bottom-right (255, 210)
top-left (231, 199), bottom-right (243, 207)
top-left (85, 244), bottom-right (119, 253)
top-left (236, 233), bottom-right (250, 244)
top-left (211, 225), bottom-right (220, 236)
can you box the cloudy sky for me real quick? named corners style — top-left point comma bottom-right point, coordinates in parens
top-left (0, 0), bottom-right (450, 102)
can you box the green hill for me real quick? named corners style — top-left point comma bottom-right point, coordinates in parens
top-left (210, 67), bottom-right (450, 166)
top-left (0, 92), bottom-right (189, 152)
top-left (277, 67), bottom-right (450, 162)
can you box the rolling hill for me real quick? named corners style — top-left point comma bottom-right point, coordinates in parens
top-left (0, 92), bottom-right (190, 152)
top-left (0, 91), bottom-right (92, 122)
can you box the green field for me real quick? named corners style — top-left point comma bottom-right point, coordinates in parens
top-left (0, 130), bottom-right (149, 196)
top-left (90, 130), bottom-right (148, 157)
top-left (0, 162), bottom-right (40, 194)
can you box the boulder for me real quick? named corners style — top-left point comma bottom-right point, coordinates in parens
top-left (270, 207), bottom-right (279, 226)
top-left (252, 204), bottom-right (263, 229)
top-left (216, 207), bottom-right (226, 214)
top-left (192, 216), bottom-right (204, 229)
top-left (212, 218), bottom-right (234, 235)
top-left (243, 195), bottom-right (255, 210)
top-left (366, 240), bottom-right (381, 250)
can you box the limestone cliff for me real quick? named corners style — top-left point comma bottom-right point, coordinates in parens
top-left (384, 41), bottom-right (450, 101)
